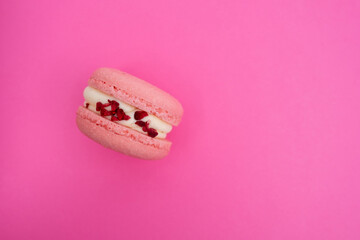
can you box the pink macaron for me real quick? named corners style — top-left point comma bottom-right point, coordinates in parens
top-left (76, 68), bottom-right (183, 160)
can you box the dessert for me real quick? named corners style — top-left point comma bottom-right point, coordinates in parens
top-left (76, 68), bottom-right (183, 159)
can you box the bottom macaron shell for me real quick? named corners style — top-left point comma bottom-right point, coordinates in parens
top-left (76, 107), bottom-right (171, 160)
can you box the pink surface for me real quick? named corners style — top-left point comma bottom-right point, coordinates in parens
top-left (1, 0), bottom-right (360, 239)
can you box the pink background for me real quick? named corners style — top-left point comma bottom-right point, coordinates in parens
top-left (1, 0), bottom-right (360, 239)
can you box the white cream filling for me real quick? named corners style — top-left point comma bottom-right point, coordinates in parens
top-left (83, 86), bottom-right (172, 139)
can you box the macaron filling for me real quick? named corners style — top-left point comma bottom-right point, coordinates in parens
top-left (83, 86), bottom-right (172, 139)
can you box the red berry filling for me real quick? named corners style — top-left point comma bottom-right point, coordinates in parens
top-left (134, 111), bottom-right (148, 120)
top-left (135, 120), bottom-right (158, 138)
top-left (96, 100), bottom-right (130, 122)
top-left (85, 103), bottom-right (89, 108)
top-left (95, 101), bottom-right (159, 138)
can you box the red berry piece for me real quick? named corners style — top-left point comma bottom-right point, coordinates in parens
top-left (108, 100), bottom-right (119, 111)
top-left (111, 116), bottom-right (119, 121)
top-left (135, 121), bottom-right (146, 128)
top-left (85, 103), bottom-right (89, 108)
top-left (134, 111), bottom-right (148, 120)
top-left (96, 102), bottom-right (102, 111)
top-left (147, 128), bottom-right (158, 138)
top-left (100, 108), bottom-right (112, 116)
top-left (135, 121), bottom-right (150, 132)
top-left (116, 108), bottom-right (125, 120)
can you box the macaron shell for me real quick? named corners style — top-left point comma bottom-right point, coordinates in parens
top-left (76, 106), bottom-right (171, 160)
top-left (88, 68), bottom-right (183, 126)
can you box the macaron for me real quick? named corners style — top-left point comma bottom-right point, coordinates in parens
top-left (76, 68), bottom-right (183, 160)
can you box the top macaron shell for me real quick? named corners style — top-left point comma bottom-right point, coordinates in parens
top-left (88, 68), bottom-right (183, 126)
